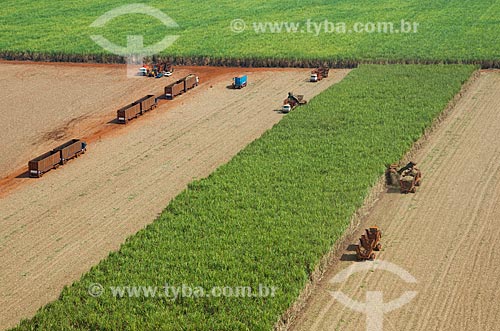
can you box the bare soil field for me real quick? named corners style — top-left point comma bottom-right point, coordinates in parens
top-left (0, 62), bottom-right (350, 330)
top-left (0, 61), bottom-right (292, 181)
top-left (0, 61), bottom-right (165, 177)
top-left (291, 71), bottom-right (500, 331)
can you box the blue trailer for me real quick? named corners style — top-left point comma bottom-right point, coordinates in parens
top-left (232, 75), bottom-right (247, 89)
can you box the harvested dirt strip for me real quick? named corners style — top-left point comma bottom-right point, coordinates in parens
top-left (0, 68), bottom-right (350, 330)
top-left (291, 71), bottom-right (500, 331)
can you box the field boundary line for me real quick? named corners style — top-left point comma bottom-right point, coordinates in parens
top-left (274, 68), bottom-right (481, 331)
top-left (1, 52), bottom-right (499, 69)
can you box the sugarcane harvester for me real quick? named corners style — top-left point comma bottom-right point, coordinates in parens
top-left (386, 161), bottom-right (422, 194)
top-left (282, 92), bottom-right (307, 113)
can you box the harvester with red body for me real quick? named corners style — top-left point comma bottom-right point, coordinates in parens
top-left (386, 161), bottom-right (422, 193)
top-left (282, 92), bottom-right (307, 113)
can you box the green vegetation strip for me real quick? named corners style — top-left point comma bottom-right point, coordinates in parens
top-left (1, 0), bottom-right (499, 62)
top-left (14, 65), bottom-right (475, 330)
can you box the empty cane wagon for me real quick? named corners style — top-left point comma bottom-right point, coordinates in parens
top-left (137, 94), bottom-right (157, 114)
top-left (117, 102), bottom-right (141, 124)
top-left (183, 74), bottom-right (198, 90)
top-left (28, 150), bottom-right (62, 178)
top-left (165, 74), bottom-right (199, 100)
top-left (28, 139), bottom-right (87, 178)
top-left (165, 80), bottom-right (185, 100)
top-left (53, 139), bottom-right (87, 164)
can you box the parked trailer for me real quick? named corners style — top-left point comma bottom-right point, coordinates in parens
top-left (184, 74), bottom-right (199, 90)
top-left (137, 94), bottom-right (157, 114)
top-left (117, 102), bottom-right (141, 124)
top-left (28, 151), bottom-right (62, 178)
top-left (164, 75), bottom-right (199, 99)
top-left (53, 139), bottom-right (87, 164)
top-left (165, 80), bottom-right (185, 100)
top-left (28, 139), bottom-right (87, 178)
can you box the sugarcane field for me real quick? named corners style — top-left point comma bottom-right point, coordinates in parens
top-left (1, 1), bottom-right (499, 330)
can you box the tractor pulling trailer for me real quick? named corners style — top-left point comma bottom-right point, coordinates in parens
top-left (28, 139), bottom-right (87, 178)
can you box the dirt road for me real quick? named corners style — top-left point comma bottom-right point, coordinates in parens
top-left (291, 71), bottom-right (500, 331)
top-left (0, 62), bottom-right (350, 329)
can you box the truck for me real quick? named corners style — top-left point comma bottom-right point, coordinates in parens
top-left (310, 67), bottom-right (330, 82)
top-left (52, 139), bottom-right (87, 164)
top-left (117, 102), bottom-right (141, 123)
top-left (232, 75), bottom-right (247, 89)
top-left (282, 92), bottom-right (307, 113)
top-left (138, 67), bottom-right (148, 76)
top-left (136, 94), bottom-right (157, 114)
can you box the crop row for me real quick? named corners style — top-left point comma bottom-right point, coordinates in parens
top-left (13, 65), bottom-right (476, 330)
top-left (2, 51), bottom-right (500, 69)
